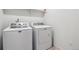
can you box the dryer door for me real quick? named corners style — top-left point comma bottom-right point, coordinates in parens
top-left (38, 28), bottom-right (52, 50)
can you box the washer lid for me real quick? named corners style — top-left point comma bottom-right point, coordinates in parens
top-left (3, 27), bottom-right (32, 32)
top-left (32, 25), bottom-right (52, 29)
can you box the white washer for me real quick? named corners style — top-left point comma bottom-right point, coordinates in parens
top-left (3, 23), bottom-right (32, 50)
top-left (31, 23), bottom-right (52, 50)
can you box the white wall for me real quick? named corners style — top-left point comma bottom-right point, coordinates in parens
top-left (44, 9), bottom-right (79, 50)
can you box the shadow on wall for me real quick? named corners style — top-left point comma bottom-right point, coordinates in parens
top-left (0, 29), bottom-right (3, 50)
top-left (52, 29), bottom-right (54, 47)
top-left (0, 27), bottom-right (3, 50)
top-left (0, 36), bottom-right (3, 50)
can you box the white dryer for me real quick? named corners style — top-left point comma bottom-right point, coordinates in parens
top-left (31, 22), bottom-right (52, 50)
top-left (3, 22), bottom-right (32, 50)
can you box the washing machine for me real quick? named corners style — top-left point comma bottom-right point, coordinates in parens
top-left (3, 22), bottom-right (32, 50)
top-left (31, 22), bottom-right (52, 50)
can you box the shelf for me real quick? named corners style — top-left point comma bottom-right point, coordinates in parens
top-left (2, 9), bottom-right (46, 17)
